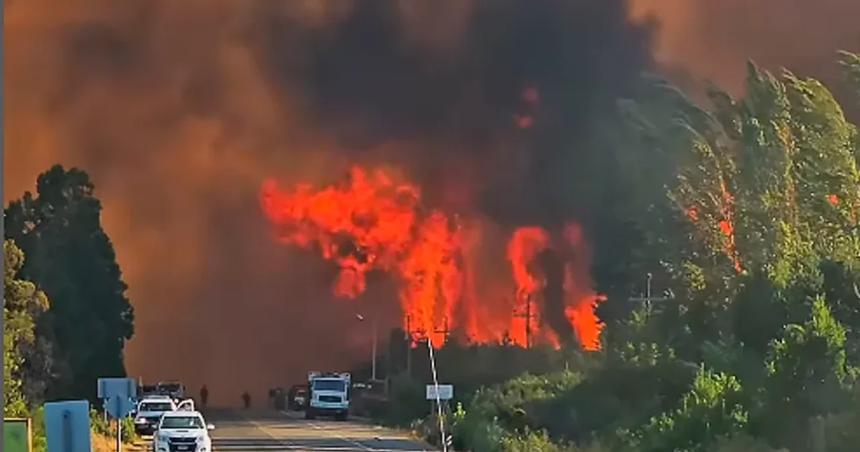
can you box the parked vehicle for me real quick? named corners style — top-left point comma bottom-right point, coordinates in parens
top-left (133, 396), bottom-right (178, 435)
top-left (152, 410), bottom-right (214, 452)
top-left (305, 372), bottom-right (350, 420)
top-left (288, 384), bottom-right (308, 411)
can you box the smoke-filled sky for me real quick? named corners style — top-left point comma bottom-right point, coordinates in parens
top-left (6, 0), bottom-right (859, 406)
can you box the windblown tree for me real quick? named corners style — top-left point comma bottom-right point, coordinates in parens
top-left (4, 239), bottom-right (50, 416)
top-left (605, 52), bottom-right (860, 447)
top-left (5, 165), bottom-right (134, 401)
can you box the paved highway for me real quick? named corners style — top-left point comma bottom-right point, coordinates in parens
top-left (131, 409), bottom-right (436, 451)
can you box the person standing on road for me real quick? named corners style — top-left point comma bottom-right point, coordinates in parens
top-left (242, 391), bottom-right (251, 409)
top-left (200, 384), bottom-right (209, 408)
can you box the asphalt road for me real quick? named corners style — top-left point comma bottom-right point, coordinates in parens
top-left (132, 409), bottom-right (436, 452)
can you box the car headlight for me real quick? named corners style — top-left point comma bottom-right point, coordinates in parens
top-left (134, 417), bottom-right (146, 424)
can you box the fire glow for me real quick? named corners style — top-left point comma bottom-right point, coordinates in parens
top-left (261, 166), bottom-right (604, 350)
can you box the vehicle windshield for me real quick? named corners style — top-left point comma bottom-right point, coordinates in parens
top-left (313, 379), bottom-right (346, 392)
top-left (160, 416), bottom-right (204, 429)
top-left (140, 402), bottom-right (173, 412)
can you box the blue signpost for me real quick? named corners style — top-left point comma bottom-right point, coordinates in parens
top-left (44, 400), bottom-right (91, 452)
top-left (98, 378), bottom-right (137, 452)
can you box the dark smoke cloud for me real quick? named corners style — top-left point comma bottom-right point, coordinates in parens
top-left (8, 0), bottom-right (857, 406)
top-left (250, 0), bottom-right (652, 226)
top-left (7, 0), bottom-right (651, 405)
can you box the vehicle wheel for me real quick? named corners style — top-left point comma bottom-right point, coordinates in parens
top-left (305, 410), bottom-right (315, 420)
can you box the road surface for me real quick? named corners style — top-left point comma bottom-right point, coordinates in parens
top-left (131, 409), bottom-right (436, 451)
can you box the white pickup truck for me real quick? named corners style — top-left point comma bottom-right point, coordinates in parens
top-left (133, 395), bottom-right (195, 435)
top-left (152, 410), bottom-right (214, 452)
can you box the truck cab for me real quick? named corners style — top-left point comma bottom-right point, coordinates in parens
top-left (306, 372), bottom-right (350, 420)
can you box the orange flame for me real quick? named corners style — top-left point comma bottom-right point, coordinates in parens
top-left (718, 178), bottom-right (742, 273)
top-left (261, 165), bottom-right (605, 350)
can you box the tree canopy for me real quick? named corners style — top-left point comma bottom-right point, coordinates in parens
top-left (5, 165), bottom-right (134, 401)
top-left (4, 239), bottom-right (50, 416)
top-left (432, 52), bottom-right (860, 451)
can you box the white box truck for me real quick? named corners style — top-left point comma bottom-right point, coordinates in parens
top-left (305, 372), bottom-right (351, 421)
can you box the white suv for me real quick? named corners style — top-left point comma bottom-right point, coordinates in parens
top-left (153, 411), bottom-right (214, 452)
top-left (134, 396), bottom-right (178, 435)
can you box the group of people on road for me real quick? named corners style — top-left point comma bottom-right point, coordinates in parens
top-left (196, 384), bottom-right (253, 409)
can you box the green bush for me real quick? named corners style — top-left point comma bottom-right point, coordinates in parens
top-left (624, 366), bottom-right (749, 452)
top-left (500, 428), bottom-right (568, 452)
top-left (90, 409), bottom-right (136, 443)
top-left (453, 370), bottom-right (582, 451)
top-left (706, 434), bottom-right (779, 452)
top-left (32, 406), bottom-right (47, 452)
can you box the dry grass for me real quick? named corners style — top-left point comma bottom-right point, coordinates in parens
top-left (91, 433), bottom-right (115, 452)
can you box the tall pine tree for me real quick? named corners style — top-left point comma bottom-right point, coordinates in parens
top-left (5, 165), bottom-right (134, 401)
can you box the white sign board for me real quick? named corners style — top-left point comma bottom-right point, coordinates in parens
top-left (426, 384), bottom-right (454, 401)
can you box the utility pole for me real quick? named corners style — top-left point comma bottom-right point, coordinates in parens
top-left (433, 317), bottom-right (450, 346)
top-left (356, 313), bottom-right (378, 381)
top-left (405, 315), bottom-right (412, 377)
top-left (628, 273), bottom-right (673, 310)
top-left (426, 337), bottom-right (448, 452)
top-left (371, 315), bottom-right (378, 381)
top-left (513, 293), bottom-right (535, 348)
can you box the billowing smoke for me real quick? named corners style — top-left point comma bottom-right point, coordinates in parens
top-left (7, 0), bottom-right (857, 406)
top-left (629, 0), bottom-right (860, 95)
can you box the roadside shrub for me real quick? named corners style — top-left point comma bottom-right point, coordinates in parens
top-left (500, 428), bottom-right (567, 452)
top-left (90, 409), bottom-right (136, 443)
top-left (32, 406), bottom-right (47, 452)
top-left (454, 370), bottom-right (582, 451)
top-left (624, 366), bottom-right (749, 452)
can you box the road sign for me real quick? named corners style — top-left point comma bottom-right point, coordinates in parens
top-left (426, 384), bottom-right (454, 400)
top-left (4, 418), bottom-right (32, 452)
top-left (98, 378), bottom-right (137, 400)
top-left (44, 400), bottom-right (91, 452)
top-left (98, 378), bottom-right (137, 419)
top-left (105, 394), bottom-right (137, 419)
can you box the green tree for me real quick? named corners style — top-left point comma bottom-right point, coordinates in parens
top-left (754, 295), bottom-right (857, 445)
top-left (604, 55), bottom-right (860, 447)
top-left (627, 366), bottom-right (749, 452)
top-left (614, 56), bottom-right (860, 348)
top-left (5, 165), bottom-right (134, 401)
top-left (4, 239), bottom-right (50, 416)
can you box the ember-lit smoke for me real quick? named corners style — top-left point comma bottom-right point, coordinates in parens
top-left (7, 0), bottom-right (857, 406)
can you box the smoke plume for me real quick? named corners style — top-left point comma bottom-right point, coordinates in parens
top-left (7, 0), bottom-right (858, 406)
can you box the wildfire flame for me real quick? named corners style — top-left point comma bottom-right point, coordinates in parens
top-left (261, 165), bottom-right (604, 349)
